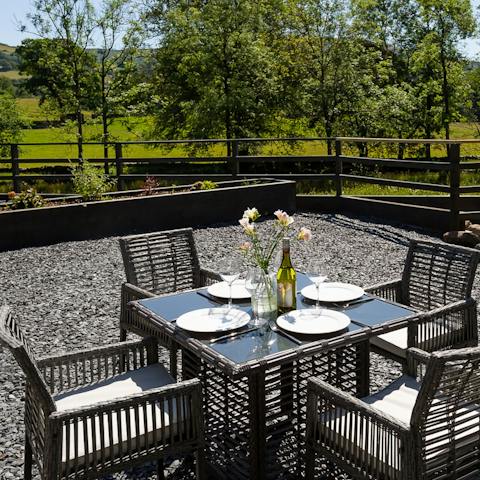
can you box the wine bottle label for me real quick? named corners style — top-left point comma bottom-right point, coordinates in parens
top-left (278, 282), bottom-right (294, 307)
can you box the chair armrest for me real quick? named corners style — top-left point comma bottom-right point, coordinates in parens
top-left (364, 278), bottom-right (402, 302)
top-left (406, 347), bottom-right (432, 364)
top-left (37, 338), bottom-right (159, 394)
top-left (120, 282), bottom-right (156, 335)
top-left (408, 298), bottom-right (478, 350)
top-left (307, 377), bottom-right (410, 433)
top-left (50, 378), bottom-right (201, 419)
top-left (122, 282), bottom-right (156, 302)
top-left (47, 378), bottom-right (203, 465)
top-left (413, 298), bottom-right (476, 322)
top-left (200, 267), bottom-right (221, 286)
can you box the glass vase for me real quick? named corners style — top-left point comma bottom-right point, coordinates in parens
top-left (252, 270), bottom-right (277, 323)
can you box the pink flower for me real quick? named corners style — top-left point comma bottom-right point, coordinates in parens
top-left (243, 207), bottom-right (260, 221)
top-left (239, 217), bottom-right (255, 235)
top-left (297, 227), bottom-right (312, 241)
top-left (239, 241), bottom-right (252, 252)
top-left (274, 209), bottom-right (294, 227)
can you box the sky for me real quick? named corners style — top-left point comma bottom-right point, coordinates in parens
top-left (1, 0), bottom-right (480, 57)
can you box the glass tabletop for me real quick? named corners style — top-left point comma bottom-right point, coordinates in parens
top-left (137, 274), bottom-right (417, 366)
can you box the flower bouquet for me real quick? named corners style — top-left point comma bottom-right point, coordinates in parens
top-left (238, 207), bottom-right (311, 320)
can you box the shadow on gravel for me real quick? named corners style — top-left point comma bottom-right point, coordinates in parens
top-left (321, 213), bottom-right (437, 247)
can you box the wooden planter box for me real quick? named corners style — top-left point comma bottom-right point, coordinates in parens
top-left (1, 179), bottom-right (296, 251)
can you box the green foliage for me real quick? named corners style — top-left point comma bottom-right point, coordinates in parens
top-left (6, 188), bottom-right (44, 210)
top-left (71, 162), bottom-right (115, 200)
top-left (0, 93), bottom-right (25, 155)
top-left (17, 38), bottom-right (99, 116)
top-left (0, 47), bottom-right (20, 72)
top-left (190, 180), bottom-right (218, 191)
top-left (147, 0), bottom-right (283, 145)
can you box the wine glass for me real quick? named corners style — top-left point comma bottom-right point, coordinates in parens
top-left (304, 261), bottom-right (328, 309)
top-left (245, 267), bottom-right (264, 326)
top-left (218, 256), bottom-right (242, 309)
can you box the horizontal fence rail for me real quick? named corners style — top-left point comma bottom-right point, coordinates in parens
top-left (1, 136), bottom-right (480, 229)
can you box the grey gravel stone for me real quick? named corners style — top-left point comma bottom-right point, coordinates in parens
top-left (0, 212), bottom-right (478, 479)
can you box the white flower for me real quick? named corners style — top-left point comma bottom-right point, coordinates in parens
top-left (297, 227), bottom-right (312, 241)
top-left (243, 207), bottom-right (260, 221)
top-left (239, 217), bottom-right (255, 235)
top-left (274, 209), bottom-right (294, 227)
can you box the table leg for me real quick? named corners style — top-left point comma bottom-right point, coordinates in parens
top-left (356, 340), bottom-right (370, 397)
top-left (249, 371), bottom-right (266, 480)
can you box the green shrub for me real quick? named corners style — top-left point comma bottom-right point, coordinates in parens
top-left (7, 188), bottom-right (44, 210)
top-left (190, 180), bottom-right (218, 191)
top-left (72, 162), bottom-right (115, 201)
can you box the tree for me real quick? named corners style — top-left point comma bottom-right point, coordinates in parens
top-left (0, 93), bottom-right (25, 156)
top-left (414, 0), bottom-right (476, 140)
top-left (17, 38), bottom-right (98, 120)
top-left (94, 0), bottom-right (141, 160)
top-left (21, 0), bottom-right (98, 158)
top-left (281, 0), bottom-right (358, 154)
top-left (146, 0), bottom-right (282, 153)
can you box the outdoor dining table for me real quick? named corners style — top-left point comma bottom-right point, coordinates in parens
top-left (129, 273), bottom-right (418, 480)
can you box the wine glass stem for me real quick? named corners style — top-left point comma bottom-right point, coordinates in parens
top-left (228, 282), bottom-right (232, 308)
top-left (316, 284), bottom-right (320, 309)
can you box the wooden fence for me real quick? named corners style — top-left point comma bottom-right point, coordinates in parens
top-left (1, 136), bottom-right (480, 230)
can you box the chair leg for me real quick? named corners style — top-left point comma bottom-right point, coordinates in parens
top-left (157, 458), bottom-right (165, 480)
top-left (195, 447), bottom-right (206, 480)
top-left (120, 327), bottom-right (127, 342)
top-left (169, 345), bottom-right (178, 381)
top-left (24, 434), bottom-right (33, 480)
top-left (305, 445), bottom-right (315, 480)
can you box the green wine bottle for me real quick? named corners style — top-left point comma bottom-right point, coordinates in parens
top-left (277, 238), bottom-right (296, 315)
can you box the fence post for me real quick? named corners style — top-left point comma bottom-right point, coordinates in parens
top-left (10, 143), bottom-right (20, 193)
top-left (335, 139), bottom-right (343, 198)
top-left (115, 143), bottom-right (124, 191)
top-left (449, 143), bottom-right (461, 231)
top-left (230, 140), bottom-right (239, 177)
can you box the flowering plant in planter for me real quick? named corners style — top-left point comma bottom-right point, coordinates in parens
top-left (238, 207), bottom-right (312, 271)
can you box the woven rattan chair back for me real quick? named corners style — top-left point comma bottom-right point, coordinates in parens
top-left (0, 306), bottom-right (55, 412)
top-left (119, 228), bottom-right (202, 296)
top-left (402, 239), bottom-right (480, 311)
top-left (411, 347), bottom-right (480, 479)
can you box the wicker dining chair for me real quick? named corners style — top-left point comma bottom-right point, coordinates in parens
top-left (306, 346), bottom-right (480, 480)
top-left (119, 228), bottom-right (220, 377)
top-left (366, 239), bottom-right (480, 368)
top-left (0, 306), bottom-right (205, 480)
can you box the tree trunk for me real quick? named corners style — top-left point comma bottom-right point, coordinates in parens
top-left (101, 62), bottom-right (109, 173)
top-left (325, 122), bottom-right (333, 156)
top-left (77, 110), bottom-right (83, 161)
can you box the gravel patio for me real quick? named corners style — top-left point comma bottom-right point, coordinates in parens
top-left (0, 212), bottom-right (474, 480)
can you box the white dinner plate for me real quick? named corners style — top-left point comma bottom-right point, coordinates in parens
top-left (176, 307), bottom-right (251, 333)
top-left (276, 309), bottom-right (351, 335)
top-left (301, 282), bottom-right (365, 303)
top-left (207, 280), bottom-right (251, 300)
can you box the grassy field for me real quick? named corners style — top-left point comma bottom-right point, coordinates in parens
top-left (2, 96), bottom-right (480, 195)
top-left (0, 70), bottom-right (24, 80)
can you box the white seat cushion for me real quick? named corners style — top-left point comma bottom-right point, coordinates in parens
top-left (54, 363), bottom-right (177, 468)
top-left (370, 323), bottom-right (453, 360)
top-left (370, 327), bottom-right (408, 359)
top-left (321, 375), bottom-right (480, 473)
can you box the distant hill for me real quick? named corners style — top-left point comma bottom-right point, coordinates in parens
top-left (0, 43), bottom-right (16, 54)
top-left (0, 43), bottom-right (19, 72)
